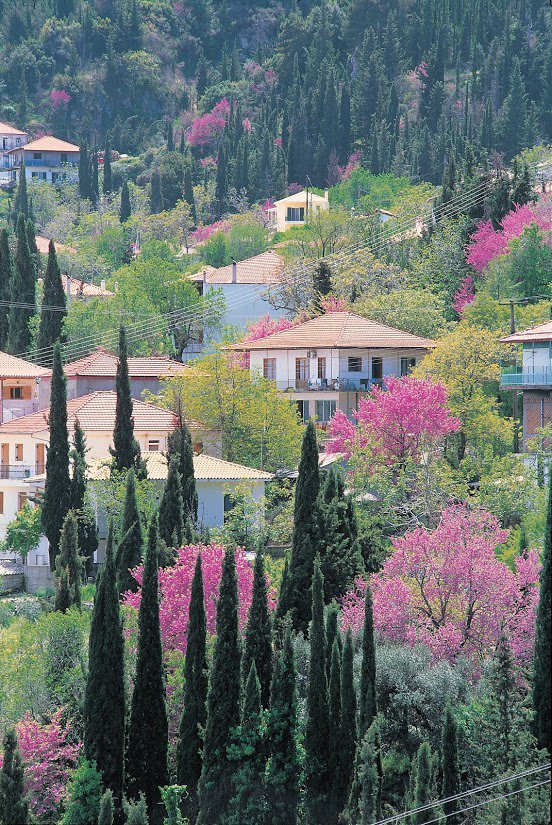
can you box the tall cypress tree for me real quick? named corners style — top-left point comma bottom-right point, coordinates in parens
top-left (90, 149), bottom-right (99, 205)
top-left (42, 342), bottom-right (71, 570)
top-left (0, 228), bottom-right (13, 350)
top-left (84, 521), bottom-right (125, 813)
top-left (533, 469), bottom-right (551, 754)
top-left (116, 468), bottom-right (144, 594)
top-left (79, 140), bottom-right (91, 200)
top-left (242, 545), bottom-right (273, 707)
top-left (319, 468), bottom-right (363, 603)
top-left (441, 706), bottom-right (460, 824)
top-left (110, 326), bottom-right (146, 478)
top-left (37, 240), bottom-right (66, 362)
top-left (120, 180), bottom-right (131, 223)
top-left (0, 729), bottom-right (28, 825)
top-left (70, 419), bottom-right (98, 573)
top-left (277, 420), bottom-right (321, 633)
top-left (7, 213), bottom-right (36, 355)
top-left (304, 558), bottom-right (331, 825)
top-left (265, 622), bottom-right (300, 825)
top-left (184, 166), bottom-right (197, 223)
top-left (168, 418), bottom-right (198, 522)
top-left (328, 638), bottom-right (342, 822)
top-left (54, 510), bottom-right (83, 611)
top-left (359, 581), bottom-right (377, 736)
top-left (13, 163), bottom-right (29, 224)
top-left (98, 790), bottom-right (114, 825)
top-left (197, 549), bottom-right (242, 824)
top-left (26, 220), bottom-right (39, 277)
top-left (325, 602), bottom-right (341, 682)
top-left (413, 742), bottom-right (436, 825)
top-left (103, 134), bottom-right (112, 195)
top-left (176, 552), bottom-right (207, 820)
top-left (126, 517), bottom-right (169, 822)
top-left (158, 455), bottom-right (183, 554)
top-left (337, 627), bottom-right (356, 815)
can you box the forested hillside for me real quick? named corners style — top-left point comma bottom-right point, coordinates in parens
top-left (2, 0), bottom-right (551, 207)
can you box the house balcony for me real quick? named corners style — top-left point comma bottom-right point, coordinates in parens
top-left (0, 464), bottom-right (44, 480)
top-left (14, 159), bottom-right (78, 168)
top-left (272, 378), bottom-right (383, 392)
top-left (500, 367), bottom-right (552, 389)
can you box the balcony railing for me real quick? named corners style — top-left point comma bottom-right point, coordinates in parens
top-left (500, 367), bottom-right (552, 387)
top-left (0, 464), bottom-right (44, 480)
top-left (22, 159), bottom-right (78, 168)
top-left (270, 378), bottom-right (383, 392)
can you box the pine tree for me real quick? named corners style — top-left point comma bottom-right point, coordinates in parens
top-left (42, 342), bottom-right (71, 570)
top-left (98, 789), bottom-right (114, 825)
top-left (13, 163), bottom-right (29, 224)
top-left (336, 627), bottom-right (356, 815)
top-left (120, 180), bottom-right (131, 223)
top-left (0, 228), bottom-right (13, 350)
top-left (126, 518), bottom-right (169, 822)
top-left (176, 553), bottom-right (207, 820)
top-left (328, 637), bottom-right (342, 822)
top-left (242, 545), bottom-right (273, 707)
top-left (55, 510), bottom-right (83, 610)
top-left (70, 420), bottom-right (98, 573)
top-left (197, 548), bottom-right (242, 824)
top-left (37, 240), bottom-right (66, 361)
top-left (84, 522), bottom-right (125, 813)
top-left (304, 558), bottom-right (331, 825)
top-left (158, 455), bottom-right (183, 554)
top-left (413, 742), bottom-right (436, 825)
top-left (103, 134), bottom-right (113, 195)
top-left (116, 468), bottom-right (144, 595)
top-left (150, 168), bottom-right (164, 214)
top-left (441, 706), bottom-right (460, 824)
top-left (110, 326), bottom-right (146, 478)
top-left (0, 729), bottom-right (29, 825)
top-left (533, 469), bottom-right (551, 753)
top-left (359, 581), bottom-right (377, 736)
top-left (168, 420), bottom-right (198, 523)
top-left (277, 420), bottom-right (321, 633)
top-left (7, 213), bottom-right (36, 355)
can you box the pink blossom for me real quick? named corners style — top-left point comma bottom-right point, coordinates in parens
top-left (188, 98), bottom-right (231, 148)
top-left (244, 314), bottom-right (297, 343)
top-left (50, 89), bottom-right (71, 108)
top-left (274, 137), bottom-right (283, 148)
top-left (466, 201), bottom-right (549, 272)
top-left (340, 505), bottom-right (540, 670)
top-left (242, 117), bottom-right (252, 133)
top-left (338, 149), bottom-right (362, 181)
top-left (190, 220), bottom-right (230, 245)
top-left (453, 275), bottom-right (475, 315)
top-left (415, 61), bottom-right (429, 78)
top-left (320, 295), bottom-right (348, 313)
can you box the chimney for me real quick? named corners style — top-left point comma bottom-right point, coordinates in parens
top-left (65, 274), bottom-right (71, 306)
top-left (324, 189), bottom-right (329, 201)
top-left (114, 281), bottom-right (119, 293)
top-left (231, 260), bottom-right (237, 283)
top-left (100, 279), bottom-right (106, 290)
top-left (202, 268), bottom-right (207, 283)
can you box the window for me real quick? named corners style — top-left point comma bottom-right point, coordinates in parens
top-left (371, 357), bottom-right (383, 381)
top-left (33, 152), bottom-right (42, 160)
top-left (0, 492), bottom-right (3, 514)
top-left (9, 387), bottom-right (23, 400)
top-left (41, 172), bottom-right (47, 180)
top-left (18, 492), bottom-right (27, 511)
top-left (400, 357), bottom-right (416, 376)
top-left (317, 357), bottom-right (327, 380)
top-left (297, 400), bottom-right (310, 423)
top-left (316, 400), bottom-right (336, 422)
top-left (223, 493), bottom-right (236, 521)
top-left (286, 206), bottom-right (305, 222)
top-left (295, 357), bottom-right (308, 385)
top-left (263, 358), bottom-right (276, 381)
top-left (52, 172), bottom-right (58, 183)
top-left (147, 440), bottom-right (160, 452)
top-left (60, 153), bottom-right (68, 163)
top-left (348, 356), bottom-right (362, 372)
top-left (15, 444), bottom-right (23, 462)
top-left (31, 172), bottom-right (38, 178)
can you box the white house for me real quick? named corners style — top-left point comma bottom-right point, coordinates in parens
top-left (0, 351), bottom-right (51, 424)
top-left (231, 311), bottom-right (436, 423)
top-left (268, 189), bottom-right (330, 232)
top-left (0, 121), bottom-right (27, 181)
top-left (7, 136), bottom-right (80, 184)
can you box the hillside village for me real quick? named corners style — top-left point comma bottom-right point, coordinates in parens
top-left (0, 0), bottom-right (551, 822)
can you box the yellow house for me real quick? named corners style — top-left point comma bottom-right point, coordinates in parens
top-left (269, 189), bottom-right (329, 232)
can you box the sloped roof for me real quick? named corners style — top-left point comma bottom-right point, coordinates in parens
top-left (35, 236), bottom-right (77, 256)
top-left (0, 351), bottom-right (51, 379)
top-left (0, 391), bottom-right (198, 435)
top-left (21, 136), bottom-right (79, 153)
top-left (231, 312), bottom-right (436, 351)
top-left (64, 277), bottom-right (114, 298)
top-left (274, 189), bottom-right (328, 205)
top-left (189, 250), bottom-right (284, 285)
top-left (61, 348), bottom-right (190, 379)
top-left (0, 121), bottom-right (26, 136)
top-left (500, 321), bottom-right (552, 344)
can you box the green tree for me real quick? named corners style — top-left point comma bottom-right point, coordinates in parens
top-left (126, 518), bottom-right (169, 822)
top-left (328, 637), bottom-right (342, 822)
top-left (325, 603), bottom-right (341, 682)
top-left (61, 760), bottom-right (103, 825)
top-left (55, 567), bottom-right (72, 613)
top-left (124, 794), bottom-right (148, 825)
top-left (319, 467), bottom-right (363, 603)
top-left (0, 228), bottom-right (13, 350)
top-left (37, 239), bottom-right (66, 363)
top-left (110, 326), bottom-right (146, 478)
top-left (79, 140), bottom-right (92, 201)
top-left (277, 420), bottom-right (321, 633)
top-left (304, 558), bottom-right (331, 825)
top-left (336, 627), bottom-right (356, 815)
top-left (55, 510), bottom-right (83, 611)
top-left (176, 552), bottom-right (207, 820)
top-left (168, 419), bottom-right (198, 523)
top-left (98, 789), bottom-right (114, 825)
top-left (441, 706), bottom-right (460, 824)
top-left (120, 180), bottom-right (131, 223)
top-left (13, 164), bottom-right (29, 223)
top-left (103, 135), bottom-right (113, 195)
top-left (412, 742), bottom-right (436, 825)
top-left (0, 729), bottom-right (29, 825)
top-left (313, 259), bottom-right (332, 296)
top-left (183, 166), bottom-right (197, 223)
top-left (150, 168), bottom-right (163, 214)
top-left (84, 522), bottom-right (125, 812)
top-left (359, 581), bottom-right (377, 736)
top-left (533, 469), bottom-right (551, 753)
top-left (70, 420), bottom-right (98, 573)
top-left (116, 468), bottom-right (144, 594)
top-left (158, 455), bottom-right (183, 556)
top-left (42, 342), bottom-right (71, 570)
top-left (242, 545), bottom-right (273, 707)
top-left (197, 549), bottom-right (242, 825)
top-left (7, 213), bottom-right (36, 354)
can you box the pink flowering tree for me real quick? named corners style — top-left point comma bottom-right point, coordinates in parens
top-left (453, 275), bottom-right (475, 315)
top-left (125, 542), bottom-right (273, 658)
top-left (341, 505), bottom-right (540, 671)
top-left (232, 314), bottom-right (298, 368)
top-left (466, 201), bottom-right (549, 272)
top-left (190, 219), bottom-right (230, 246)
top-left (187, 98), bottom-right (231, 150)
top-left (320, 295), bottom-right (348, 313)
top-left (50, 89), bottom-right (71, 108)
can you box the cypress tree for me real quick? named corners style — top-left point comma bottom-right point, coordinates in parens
top-left (176, 552), bottom-right (207, 819)
top-left (325, 602), bottom-right (341, 682)
top-left (42, 342), bottom-right (71, 570)
top-left (265, 622), bottom-right (300, 825)
top-left (0, 729), bottom-right (29, 825)
top-left (90, 149), bottom-right (99, 205)
top-left (356, 724), bottom-right (379, 825)
top-left (37, 240), bottom-right (66, 361)
top-left (98, 789), bottom-right (114, 825)
top-left (304, 558), bottom-right (331, 825)
top-left (126, 518), bottom-right (169, 822)
top-left (150, 168), bottom-right (164, 214)
top-left (169, 419), bottom-right (198, 522)
top-left (124, 795), bottom-right (148, 825)
top-left (158, 455), bottom-right (183, 554)
top-left (359, 581), bottom-right (377, 736)
top-left (277, 420), bottom-right (321, 633)
top-left (55, 568), bottom-right (72, 613)
top-left (184, 166), bottom-right (197, 223)
top-left (0, 228), bottom-right (13, 350)
top-left (532, 469), bottom-right (551, 753)
top-left (242, 545), bottom-right (273, 707)
top-left (328, 637), bottom-right (342, 822)
top-left (13, 163), bottom-right (29, 223)
top-left (7, 213), bottom-right (36, 355)
top-left (110, 326), bottom-right (146, 478)
top-left (413, 742), bottom-right (436, 825)
top-left (197, 548), bottom-right (242, 824)
top-left (79, 140), bottom-right (91, 200)
top-left (103, 134), bottom-right (112, 195)
top-left (337, 627), bottom-right (356, 815)
top-left (441, 706), bottom-right (460, 824)
top-left (120, 180), bottom-right (131, 223)
top-left (26, 219), bottom-right (39, 282)
top-left (70, 419), bottom-right (98, 573)
top-left (55, 510), bottom-right (83, 610)
top-left (320, 470), bottom-right (363, 603)
top-left (116, 468), bottom-right (144, 594)
top-left (313, 260), bottom-right (332, 297)
top-left (84, 522), bottom-right (125, 813)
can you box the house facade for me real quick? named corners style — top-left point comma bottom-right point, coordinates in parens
top-left (500, 321), bottom-right (552, 451)
top-left (232, 311), bottom-right (436, 423)
top-left (0, 352), bottom-right (51, 424)
top-left (0, 122), bottom-right (27, 181)
top-left (268, 189), bottom-right (330, 232)
top-left (7, 136), bottom-right (80, 184)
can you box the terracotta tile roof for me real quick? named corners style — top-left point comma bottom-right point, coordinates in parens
top-left (0, 121), bottom-right (26, 136)
top-left (64, 277), bottom-right (114, 298)
top-left (0, 391), bottom-right (200, 435)
top-left (500, 321), bottom-right (552, 344)
top-left (231, 311), bottom-right (437, 351)
top-left (189, 250), bottom-right (284, 285)
top-left (61, 348), bottom-right (191, 379)
top-left (21, 136), bottom-right (79, 153)
top-left (0, 351), bottom-right (51, 379)
top-left (274, 190), bottom-right (328, 205)
top-left (35, 236), bottom-right (77, 256)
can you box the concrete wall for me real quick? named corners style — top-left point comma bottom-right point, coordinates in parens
top-left (24, 565), bottom-right (54, 593)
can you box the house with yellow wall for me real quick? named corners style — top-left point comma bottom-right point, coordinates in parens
top-left (268, 188), bottom-right (330, 232)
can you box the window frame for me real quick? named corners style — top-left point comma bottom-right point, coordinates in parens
top-left (348, 356), bottom-right (363, 373)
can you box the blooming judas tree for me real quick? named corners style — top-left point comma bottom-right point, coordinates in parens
top-left (341, 505), bottom-right (540, 669)
top-left (453, 275), bottom-right (475, 316)
top-left (187, 98), bottom-right (231, 149)
top-left (466, 201), bottom-right (549, 273)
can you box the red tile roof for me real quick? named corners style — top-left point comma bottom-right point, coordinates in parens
top-left (0, 351), bottom-right (51, 379)
top-left (0, 121), bottom-right (26, 136)
top-left (21, 136), bottom-right (79, 153)
top-left (64, 277), bottom-right (114, 298)
top-left (189, 250), bottom-right (284, 285)
top-left (231, 311), bottom-right (437, 351)
top-left (500, 321), bottom-right (552, 344)
top-left (60, 348), bottom-right (191, 379)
